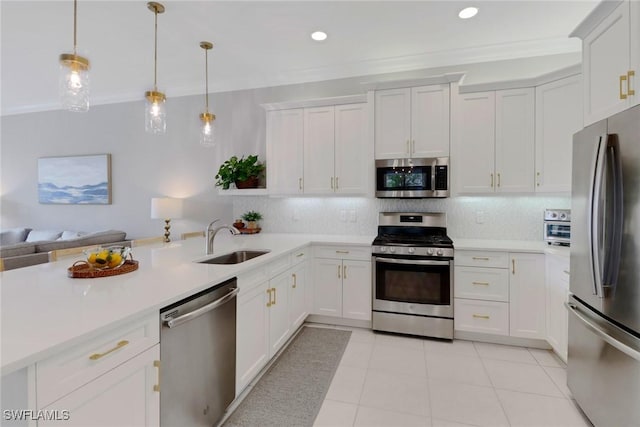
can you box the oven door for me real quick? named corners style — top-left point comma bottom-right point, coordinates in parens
top-left (544, 221), bottom-right (571, 244)
top-left (373, 256), bottom-right (453, 318)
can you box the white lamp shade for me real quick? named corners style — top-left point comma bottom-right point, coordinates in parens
top-left (151, 197), bottom-right (183, 219)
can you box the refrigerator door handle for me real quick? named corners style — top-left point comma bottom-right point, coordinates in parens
top-left (566, 301), bottom-right (640, 362)
top-left (602, 135), bottom-right (624, 291)
top-left (589, 135), bottom-right (607, 297)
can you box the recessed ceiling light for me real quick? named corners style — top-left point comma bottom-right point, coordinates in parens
top-left (311, 31), bottom-right (328, 41)
top-left (458, 7), bottom-right (478, 19)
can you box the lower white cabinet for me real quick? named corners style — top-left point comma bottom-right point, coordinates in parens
top-left (288, 262), bottom-right (309, 330)
top-left (268, 269), bottom-right (292, 357)
top-left (546, 253), bottom-right (570, 362)
top-left (313, 245), bottom-right (372, 321)
top-left (40, 345), bottom-right (160, 427)
top-left (454, 250), bottom-right (545, 340)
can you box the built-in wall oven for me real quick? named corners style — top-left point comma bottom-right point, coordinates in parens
top-left (375, 157), bottom-right (449, 198)
top-left (372, 212), bottom-right (454, 339)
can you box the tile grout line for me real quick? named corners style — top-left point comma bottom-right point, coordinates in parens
top-left (474, 341), bottom-right (514, 427)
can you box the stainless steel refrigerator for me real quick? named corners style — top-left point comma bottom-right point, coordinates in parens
top-left (568, 104), bottom-right (640, 427)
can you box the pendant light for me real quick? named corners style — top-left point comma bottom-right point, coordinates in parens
top-left (59, 0), bottom-right (90, 112)
top-left (145, 2), bottom-right (167, 134)
top-left (199, 41), bottom-right (216, 147)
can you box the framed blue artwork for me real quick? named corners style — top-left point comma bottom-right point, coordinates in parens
top-left (38, 154), bottom-right (112, 204)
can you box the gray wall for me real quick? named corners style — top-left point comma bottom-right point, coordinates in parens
top-left (0, 53), bottom-right (579, 239)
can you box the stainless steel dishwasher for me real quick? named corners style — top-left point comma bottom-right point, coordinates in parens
top-left (159, 277), bottom-right (238, 427)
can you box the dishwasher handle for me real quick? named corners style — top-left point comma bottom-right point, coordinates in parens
top-left (165, 287), bottom-right (239, 329)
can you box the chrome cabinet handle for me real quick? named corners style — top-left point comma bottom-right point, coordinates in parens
top-left (512, 259), bottom-right (515, 275)
top-left (292, 273), bottom-right (297, 288)
top-left (337, 264), bottom-right (341, 278)
top-left (628, 70), bottom-right (636, 96)
top-left (490, 173), bottom-right (494, 188)
top-left (343, 265), bottom-right (347, 279)
top-left (89, 340), bottom-right (129, 360)
top-left (497, 173), bottom-right (501, 188)
top-left (153, 360), bottom-right (161, 392)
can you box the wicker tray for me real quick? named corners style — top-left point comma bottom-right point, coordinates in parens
top-left (68, 258), bottom-right (139, 278)
top-left (239, 227), bottom-right (261, 234)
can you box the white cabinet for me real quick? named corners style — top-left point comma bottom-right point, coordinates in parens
top-left (267, 102), bottom-right (368, 195)
top-left (313, 245), bottom-right (372, 321)
top-left (267, 108), bottom-right (304, 195)
top-left (577, 0), bottom-right (640, 125)
top-left (535, 75), bottom-right (583, 192)
top-left (268, 269), bottom-right (291, 357)
top-left (509, 253), bottom-right (546, 340)
top-left (375, 84), bottom-right (450, 159)
top-left (35, 314), bottom-right (160, 426)
top-left (40, 345), bottom-right (160, 427)
top-left (454, 250), bottom-right (545, 340)
top-left (452, 88), bottom-right (534, 194)
top-left (303, 104), bottom-right (368, 194)
top-left (288, 262), bottom-right (308, 330)
top-left (546, 253), bottom-right (570, 362)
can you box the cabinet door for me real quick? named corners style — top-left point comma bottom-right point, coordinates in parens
top-left (303, 106), bottom-right (335, 194)
top-left (631, 0), bottom-right (640, 108)
top-left (495, 88), bottom-right (535, 193)
top-left (452, 91), bottom-right (495, 194)
top-left (267, 109), bottom-right (304, 194)
top-left (411, 84), bottom-right (450, 157)
top-left (375, 88), bottom-right (411, 159)
top-left (545, 255), bottom-right (570, 362)
top-left (268, 271), bottom-right (291, 358)
top-left (40, 346), bottom-right (159, 427)
top-left (288, 262), bottom-right (308, 330)
top-left (582, 1), bottom-right (631, 124)
top-left (509, 253), bottom-right (546, 339)
top-left (236, 281), bottom-right (269, 395)
top-left (335, 103), bottom-right (368, 194)
top-left (535, 75), bottom-right (583, 193)
top-left (342, 260), bottom-right (372, 321)
top-left (313, 258), bottom-right (343, 317)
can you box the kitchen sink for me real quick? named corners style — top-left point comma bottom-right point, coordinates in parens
top-left (197, 250), bottom-right (270, 265)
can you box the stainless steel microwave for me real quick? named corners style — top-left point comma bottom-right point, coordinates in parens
top-left (543, 209), bottom-right (571, 246)
top-left (375, 157), bottom-right (449, 198)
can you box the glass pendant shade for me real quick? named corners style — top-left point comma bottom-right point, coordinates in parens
top-left (200, 112), bottom-right (216, 147)
top-left (145, 90), bottom-right (167, 134)
top-left (59, 54), bottom-right (90, 112)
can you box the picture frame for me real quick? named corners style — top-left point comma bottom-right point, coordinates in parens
top-left (38, 154), bottom-right (112, 204)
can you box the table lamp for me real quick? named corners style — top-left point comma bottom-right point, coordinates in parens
top-left (151, 197), bottom-right (183, 242)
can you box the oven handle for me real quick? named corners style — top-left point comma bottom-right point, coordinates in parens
top-left (373, 257), bottom-right (451, 266)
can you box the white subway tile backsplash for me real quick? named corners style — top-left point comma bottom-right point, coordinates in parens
top-left (233, 195), bottom-right (570, 241)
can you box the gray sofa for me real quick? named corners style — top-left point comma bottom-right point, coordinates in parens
top-left (0, 228), bottom-right (128, 271)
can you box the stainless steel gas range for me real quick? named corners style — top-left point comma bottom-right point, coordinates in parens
top-left (372, 212), bottom-right (454, 340)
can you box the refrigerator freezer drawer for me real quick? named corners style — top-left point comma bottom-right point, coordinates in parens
top-left (567, 297), bottom-right (640, 427)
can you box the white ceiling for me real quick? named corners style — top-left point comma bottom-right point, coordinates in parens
top-left (1, 1), bottom-right (598, 116)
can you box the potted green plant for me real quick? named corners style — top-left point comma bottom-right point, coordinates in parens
top-left (241, 210), bottom-right (263, 229)
top-left (214, 155), bottom-right (265, 190)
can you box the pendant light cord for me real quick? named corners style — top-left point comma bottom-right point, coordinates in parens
top-left (73, 0), bottom-right (78, 55)
top-left (204, 48), bottom-right (209, 112)
top-left (153, 8), bottom-right (158, 91)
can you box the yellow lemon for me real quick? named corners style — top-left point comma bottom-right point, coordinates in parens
top-left (87, 253), bottom-right (97, 264)
top-left (108, 253), bottom-right (122, 268)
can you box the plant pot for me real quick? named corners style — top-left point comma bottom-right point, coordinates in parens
top-left (247, 221), bottom-right (258, 229)
top-left (235, 176), bottom-right (259, 189)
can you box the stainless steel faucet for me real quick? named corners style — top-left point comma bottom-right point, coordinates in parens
top-left (206, 220), bottom-right (240, 255)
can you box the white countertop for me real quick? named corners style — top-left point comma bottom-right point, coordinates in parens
top-left (0, 233), bottom-right (373, 375)
top-left (452, 238), bottom-right (569, 255)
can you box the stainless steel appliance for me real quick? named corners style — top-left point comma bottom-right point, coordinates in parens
top-left (372, 212), bottom-right (454, 339)
top-left (568, 104), bottom-right (640, 427)
top-left (543, 208), bottom-right (571, 246)
top-left (159, 277), bottom-right (238, 427)
top-left (375, 157), bottom-right (449, 198)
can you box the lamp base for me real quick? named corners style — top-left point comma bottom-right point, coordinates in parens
top-left (164, 219), bottom-right (171, 242)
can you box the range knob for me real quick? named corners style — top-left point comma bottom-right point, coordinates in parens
top-left (427, 248), bottom-right (434, 256)
top-left (389, 247), bottom-right (396, 253)
top-left (408, 247), bottom-right (415, 254)
top-left (436, 249), bottom-right (444, 256)
top-left (559, 212), bottom-right (567, 220)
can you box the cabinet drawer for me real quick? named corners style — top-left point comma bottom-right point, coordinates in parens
top-left (266, 253), bottom-right (292, 277)
top-left (454, 266), bottom-right (509, 302)
top-left (290, 246), bottom-right (310, 265)
top-left (237, 266), bottom-right (269, 295)
top-left (455, 251), bottom-right (509, 268)
top-left (454, 299), bottom-right (509, 335)
top-left (314, 245), bottom-right (371, 261)
top-left (37, 313), bottom-right (159, 408)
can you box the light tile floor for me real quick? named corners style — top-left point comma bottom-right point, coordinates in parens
top-left (312, 325), bottom-right (593, 427)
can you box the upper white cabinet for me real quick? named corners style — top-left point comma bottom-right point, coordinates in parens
top-left (375, 84), bottom-right (450, 159)
top-left (452, 87), bottom-right (534, 194)
top-left (535, 75), bottom-right (583, 193)
top-left (303, 104), bottom-right (368, 195)
top-left (574, 0), bottom-right (640, 125)
top-left (265, 96), bottom-right (369, 196)
top-left (266, 108), bottom-right (304, 195)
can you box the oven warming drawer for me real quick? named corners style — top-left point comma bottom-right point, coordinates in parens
top-left (372, 311), bottom-right (453, 340)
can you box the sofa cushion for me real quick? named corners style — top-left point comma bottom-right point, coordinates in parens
top-left (0, 228), bottom-right (32, 246)
top-left (26, 230), bottom-right (63, 242)
top-left (0, 242), bottom-right (37, 258)
top-left (57, 231), bottom-right (87, 240)
top-left (35, 230), bottom-right (127, 253)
